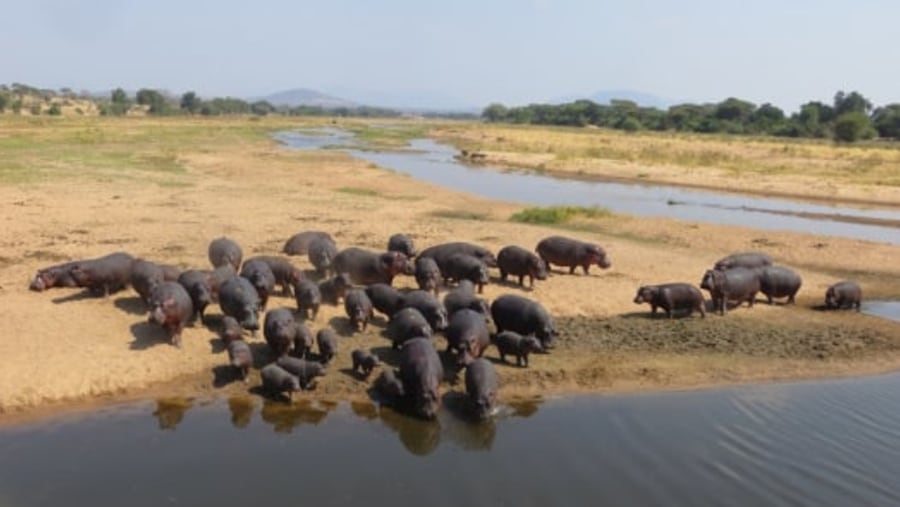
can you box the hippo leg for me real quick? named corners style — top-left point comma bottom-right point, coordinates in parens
top-left (499, 351), bottom-right (506, 364)
top-left (748, 293), bottom-right (757, 308)
top-left (528, 275), bottom-right (535, 289)
top-left (477, 283), bottom-right (484, 294)
top-left (582, 264), bottom-right (590, 275)
top-left (767, 294), bottom-right (774, 305)
top-left (500, 269), bottom-right (508, 282)
top-left (517, 274), bottom-right (524, 286)
top-left (788, 293), bottom-right (797, 304)
top-left (516, 354), bottom-right (523, 367)
top-left (650, 304), bottom-right (658, 317)
top-left (666, 308), bottom-right (673, 319)
top-left (523, 352), bottom-right (529, 367)
top-left (568, 266), bottom-right (576, 275)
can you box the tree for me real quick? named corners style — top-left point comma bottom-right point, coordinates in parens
top-left (748, 103), bottom-right (785, 133)
top-left (714, 97), bottom-right (756, 123)
top-left (136, 88), bottom-right (170, 114)
top-left (871, 104), bottom-right (900, 139)
top-left (180, 91), bottom-right (200, 114)
top-left (833, 90), bottom-right (872, 116)
top-left (482, 103), bottom-right (508, 122)
top-left (833, 112), bottom-right (874, 142)
top-left (0, 93), bottom-right (8, 113)
top-left (106, 88), bottom-right (130, 116)
top-left (250, 100), bottom-right (275, 116)
top-left (111, 88), bottom-right (129, 105)
top-left (46, 103), bottom-right (62, 116)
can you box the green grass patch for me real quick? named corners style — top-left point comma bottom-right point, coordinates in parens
top-left (346, 124), bottom-right (430, 147)
top-left (430, 209), bottom-right (489, 221)
top-left (510, 206), bottom-right (612, 224)
top-left (336, 186), bottom-right (382, 197)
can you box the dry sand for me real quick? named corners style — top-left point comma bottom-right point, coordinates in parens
top-left (1, 125), bottom-right (899, 421)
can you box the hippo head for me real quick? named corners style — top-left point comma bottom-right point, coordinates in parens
top-left (191, 284), bottom-right (213, 309)
top-left (633, 286), bottom-right (657, 304)
top-left (471, 395), bottom-right (494, 421)
top-left (588, 245), bottom-right (612, 269)
top-left (700, 270), bottom-right (722, 291)
top-left (536, 320), bottom-right (556, 349)
top-left (825, 287), bottom-right (837, 308)
top-left (477, 250), bottom-right (498, 268)
top-left (431, 308), bottom-right (449, 332)
top-left (29, 272), bottom-right (50, 291)
top-left (415, 390), bottom-right (441, 420)
top-left (220, 316), bottom-right (243, 344)
top-left (532, 256), bottom-right (549, 281)
top-left (524, 335), bottom-right (544, 353)
top-left (288, 268), bottom-right (304, 285)
top-left (283, 375), bottom-right (301, 393)
top-left (149, 298), bottom-right (175, 325)
top-left (351, 308), bottom-right (369, 328)
top-left (333, 273), bottom-right (353, 292)
top-left (241, 308), bottom-right (260, 331)
top-left (473, 263), bottom-right (490, 286)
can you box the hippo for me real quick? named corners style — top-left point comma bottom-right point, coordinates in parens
top-left (398, 290), bottom-right (448, 331)
top-left (283, 231), bottom-right (334, 256)
top-left (219, 316), bottom-right (243, 345)
top-left (388, 307), bottom-right (434, 349)
top-left (260, 364), bottom-right (301, 401)
top-left (490, 294), bottom-right (556, 350)
top-left (714, 252), bottom-right (773, 271)
top-left (308, 238), bottom-right (339, 278)
top-left (825, 281), bottom-right (862, 311)
top-left (159, 264), bottom-right (182, 282)
top-left (364, 283), bottom-right (406, 318)
top-left (291, 279), bottom-right (320, 320)
top-left (147, 281), bottom-right (194, 347)
top-left (351, 349), bottom-right (381, 377)
top-left (536, 236), bottom-right (610, 275)
top-left (318, 273), bottom-right (353, 305)
top-left (497, 245), bottom-right (548, 289)
top-left (244, 256), bottom-right (303, 296)
top-left (264, 308), bottom-right (299, 358)
top-left (209, 264), bottom-right (237, 297)
top-left (332, 247), bottom-right (413, 286)
top-left (442, 254), bottom-right (490, 293)
top-left (293, 322), bottom-right (315, 359)
top-left (700, 268), bottom-right (761, 315)
top-left (444, 309), bottom-right (491, 367)
top-left (218, 276), bottom-right (261, 332)
top-left (388, 233), bottom-right (417, 258)
top-left (208, 237), bottom-right (243, 271)
top-left (374, 368), bottom-right (405, 400)
top-left (29, 260), bottom-right (81, 291)
top-left (414, 257), bottom-right (442, 296)
top-left (419, 241), bottom-right (498, 269)
top-left (275, 356), bottom-right (326, 390)
top-left (130, 259), bottom-right (170, 304)
top-left (757, 266), bottom-right (802, 304)
top-left (398, 337), bottom-right (444, 420)
top-left (177, 270), bottom-right (215, 323)
top-left (633, 283), bottom-right (706, 319)
top-left (68, 252), bottom-right (136, 297)
top-left (239, 259), bottom-right (276, 310)
top-left (465, 358), bottom-right (498, 420)
top-left (227, 340), bottom-right (252, 382)
top-left (443, 280), bottom-right (490, 318)
top-left (316, 329), bottom-right (338, 364)
top-left (491, 331), bottom-right (543, 367)
top-left (343, 289), bottom-right (374, 332)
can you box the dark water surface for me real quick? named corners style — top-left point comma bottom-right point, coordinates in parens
top-left (4, 375), bottom-right (900, 506)
top-left (275, 130), bottom-right (900, 245)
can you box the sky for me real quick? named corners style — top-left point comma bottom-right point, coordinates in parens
top-left (3, 0), bottom-right (899, 112)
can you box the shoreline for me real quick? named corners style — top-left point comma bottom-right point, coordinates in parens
top-left (1, 117), bottom-right (899, 425)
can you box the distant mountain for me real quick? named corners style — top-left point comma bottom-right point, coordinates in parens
top-left (262, 88), bottom-right (358, 109)
top-left (550, 89), bottom-right (674, 109)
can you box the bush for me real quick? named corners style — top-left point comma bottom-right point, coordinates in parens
top-left (46, 103), bottom-right (62, 116)
top-left (833, 112), bottom-right (874, 143)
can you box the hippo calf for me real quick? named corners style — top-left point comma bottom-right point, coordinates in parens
top-left (444, 309), bottom-right (491, 367)
top-left (491, 294), bottom-right (556, 350)
top-left (351, 349), bottom-right (381, 377)
top-left (264, 308), bottom-right (299, 358)
top-left (69, 252), bottom-right (136, 297)
top-left (291, 322), bottom-right (315, 360)
top-left (260, 364), bottom-right (301, 401)
top-left (244, 256), bottom-right (303, 296)
top-left (319, 273), bottom-right (353, 305)
top-left (308, 238), bottom-right (339, 278)
top-left (399, 290), bottom-right (448, 332)
top-left (208, 237), bottom-right (243, 271)
top-left (418, 242), bottom-right (498, 269)
top-left (442, 254), bottom-right (490, 293)
top-left (536, 236), bottom-right (610, 275)
top-left (700, 268), bottom-right (761, 315)
top-left (633, 283), bottom-right (705, 319)
top-left (177, 270), bottom-right (215, 323)
top-left (239, 259), bottom-right (276, 310)
top-left (333, 247), bottom-right (413, 286)
top-left (316, 329), bottom-right (338, 364)
top-left (465, 358), bottom-right (498, 420)
top-left (374, 368), bottom-right (405, 400)
top-left (714, 252), bottom-right (773, 271)
top-left (148, 281), bottom-right (194, 347)
top-left (218, 276), bottom-right (261, 332)
top-left (757, 266), bottom-right (802, 305)
top-left (398, 337), bottom-right (444, 420)
top-left (365, 283), bottom-right (406, 318)
top-left (388, 307), bottom-right (433, 350)
top-left (227, 340), bottom-right (252, 382)
top-left (131, 259), bottom-right (179, 304)
top-left (220, 316), bottom-right (243, 345)
top-left (825, 281), bottom-right (862, 311)
top-left (414, 257), bottom-right (442, 296)
top-left (443, 280), bottom-right (490, 318)
top-left (491, 331), bottom-right (543, 367)
top-left (276, 356), bottom-right (326, 390)
top-left (294, 279), bottom-right (322, 320)
top-left (29, 260), bottom-right (81, 291)
top-left (344, 289), bottom-right (374, 332)
top-left (388, 233), bottom-right (417, 258)
top-left (497, 245), bottom-right (547, 289)
top-left (283, 231), bottom-right (334, 256)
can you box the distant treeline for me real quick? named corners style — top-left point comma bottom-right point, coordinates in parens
top-left (0, 83), bottom-right (475, 119)
top-left (483, 91), bottom-right (900, 143)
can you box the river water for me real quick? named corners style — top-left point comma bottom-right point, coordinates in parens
top-left (273, 129), bottom-right (900, 245)
top-left (3, 375), bottom-right (900, 506)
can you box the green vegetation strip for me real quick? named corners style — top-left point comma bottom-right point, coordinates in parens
top-left (510, 206), bottom-right (612, 224)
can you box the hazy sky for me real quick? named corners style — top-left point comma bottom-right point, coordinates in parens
top-left (3, 0), bottom-right (899, 111)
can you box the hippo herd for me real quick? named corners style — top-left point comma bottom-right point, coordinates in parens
top-left (28, 233), bottom-right (614, 421)
top-left (28, 232), bottom-right (863, 421)
top-left (633, 251), bottom-right (864, 317)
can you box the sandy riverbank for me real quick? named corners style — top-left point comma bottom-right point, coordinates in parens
top-left (1, 118), bottom-right (898, 420)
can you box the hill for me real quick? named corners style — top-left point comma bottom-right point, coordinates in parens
top-left (262, 88), bottom-right (358, 109)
